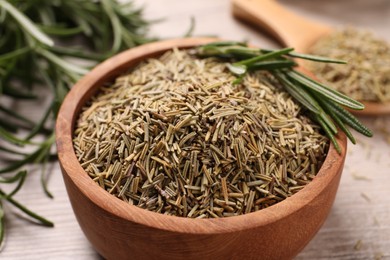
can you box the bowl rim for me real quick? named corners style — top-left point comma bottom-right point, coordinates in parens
top-left (56, 37), bottom-right (347, 235)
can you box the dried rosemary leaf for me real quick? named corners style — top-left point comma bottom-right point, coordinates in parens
top-left (309, 27), bottom-right (390, 103)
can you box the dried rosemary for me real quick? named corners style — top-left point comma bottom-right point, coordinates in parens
top-left (74, 49), bottom-right (330, 217)
top-left (308, 27), bottom-right (390, 103)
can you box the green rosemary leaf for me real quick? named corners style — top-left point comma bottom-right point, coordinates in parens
top-left (232, 74), bottom-right (245, 85)
top-left (326, 102), bottom-right (373, 137)
top-left (287, 52), bottom-right (347, 64)
top-left (0, 118), bottom-right (18, 132)
top-left (319, 111), bottom-right (338, 135)
top-left (24, 103), bottom-right (53, 141)
top-left (0, 152), bottom-right (37, 174)
top-left (319, 99), bottom-right (356, 144)
top-left (197, 45), bottom-right (259, 59)
top-left (0, 189), bottom-right (54, 227)
top-left (0, 127), bottom-right (34, 146)
top-left (316, 115), bottom-right (341, 153)
top-left (40, 152), bottom-right (53, 199)
top-left (49, 46), bottom-right (107, 61)
top-left (0, 0), bottom-right (54, 47)
top-left (73, 15), bottom-right (93, 36)
top-left (224, 46), bottom-right (260, 58)
top-left (35, 134), bottom-right (55, 164)
top-left (33, 140), bottom-right (53, 165)
top-left (2, 87), bottom-right (37, 99)
top-left (0, 201), bottom-right (4, 248)
top-left (0, 134), bottom-right (54, 174)
top-left (234, 47), bottom-right (294, 67)
top-left (287, 70), bottom-right (365, 110)
top-left (0, 106), bottom-right (52, 136)
top-left (261, 48), bottom-right (346, 64)
top-left (200, 41), bottom-right (247, 47)
top-left (37, 48), bottom-right (89, 76)
top-left (0, 3), bottom-right (5, 22)
top-left (0, 104), bottom-right (35, 127)
top-left (38, 25), bottom-right (84, 36)
top-left (196, 45), bottom-right (229, 56)
top-left (37, 6), bottom-right (56, 26)
top-left (0, 145), bottom-right (29, 156)
top-left (37, 64), bottom-right (66, 117)
top-left (280, 70), bottom-right (340, 137)
top-left (0, 170), bottom-right (27, 198)
top-left (122, 29), bottom-right (155, 48)
top-left (274, 72), bottom-right (321, 114)
top-left (0, 47), bottom-right (30, 63)
top-left (227, 63), bottom-right (247, 75)
top-left (0, 170), bottom-right (26, 184)
top-left (184, 16), bottom-right (196, 37)
top-left (250, 60), bottom-right (296, 71)
top-left (102, 0), bottom-right (122, 53)
top-left (53, 80), bottom-right (69, 116)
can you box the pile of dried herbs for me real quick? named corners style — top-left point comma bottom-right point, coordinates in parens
top-left (0, 0), bottom-right (153, 245)
top-left (308, 27), bottom-right (390, 102)
top-left (73, 49), bottom-right (332, 217)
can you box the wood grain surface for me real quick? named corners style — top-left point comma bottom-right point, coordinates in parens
top-left (0, 0), bottom-right (389, 259)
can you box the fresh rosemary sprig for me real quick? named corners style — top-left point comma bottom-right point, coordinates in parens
top-left (0, 0), bottom-right (153, 247)
top-left (196, 41), bottom-right (373, 152)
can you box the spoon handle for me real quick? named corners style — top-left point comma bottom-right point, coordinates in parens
top-left (232, 0), bottom-right (331, 52)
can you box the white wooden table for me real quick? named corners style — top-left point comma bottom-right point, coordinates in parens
top-left (1, 0), bottom-right (389, 259)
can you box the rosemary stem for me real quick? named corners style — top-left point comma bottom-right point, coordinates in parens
top-left (0, 190), bottom-right (54, 227)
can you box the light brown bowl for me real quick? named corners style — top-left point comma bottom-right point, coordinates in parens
top-left (56, 38), bottom-right (347, 260)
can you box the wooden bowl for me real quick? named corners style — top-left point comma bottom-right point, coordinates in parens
top-left (56, 38), bottom-right (347, 260)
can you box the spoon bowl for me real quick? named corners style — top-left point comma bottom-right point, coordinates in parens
top-left (232, 0), bottom-right (390, 115)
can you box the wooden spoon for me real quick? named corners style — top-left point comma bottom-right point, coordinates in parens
top-left (232, 0), bottom-right (390, 115)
